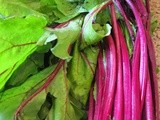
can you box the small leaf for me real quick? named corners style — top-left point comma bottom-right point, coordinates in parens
top-left (151, 19), bottom-right (158, 34)
top-left (37, 30), bottom-right (57, 46)
top-left (81, 1), bottom-right (112, 49)
top-left (38, 17), bottom-right (82, 60)
top-left (156, 67), bottom-right (160, 74)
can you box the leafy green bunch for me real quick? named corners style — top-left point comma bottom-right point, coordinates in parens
top-left (0, 0), bottom-right (112, 119)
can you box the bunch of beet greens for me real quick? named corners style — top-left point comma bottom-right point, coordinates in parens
top-left (88, 0), bottom-right (159, 120)
top-left (0, 0), bottom-right (159, 120)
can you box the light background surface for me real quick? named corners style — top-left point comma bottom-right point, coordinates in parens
top-left (151, 0), bottom-right (160, 113)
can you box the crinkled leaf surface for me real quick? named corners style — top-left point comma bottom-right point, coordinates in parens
top-left (68, 42), bottom-right (99, 107)
top-left (0, 15), bottom-right (47, 90)
top-left (0, 66), bottom-right (53, 120)
top-left (81, 1), bottom-right (112, 49)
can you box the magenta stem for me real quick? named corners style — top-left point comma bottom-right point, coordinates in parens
top-left (102, 35), bottom-right (117, 120)
top-left (131, 32), bottom-right (141, 120)
top-left (88, 86), bottom-right (95, 120)
top-left (126, 0), bottom-right (148, 115)
top-left (118, 24), bottom-right (132, 120)
top-left (114, 0), bottom-right (135, 41)
top-left (94, 48), bottom-right (105, 120)
top-left (144, 69), bottom-right (154, 120)
top-left (110, 4), bottom-right (124, 120)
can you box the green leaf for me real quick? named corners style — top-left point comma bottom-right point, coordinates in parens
top-left (83, 0), bottom-right (107, 11)
top-left (38, 0), bottom-right (58, 23)
top-left (51, 19), bottom-right (82, 60)
top-left (68, 41), bottom-right (99, 107)
top-left (46, 64), bottom-right (77, 120)
top-left (83, 0), bottom-right (99, 11)
top-left (6, 52), bottom-right (45, 87)
top-left (53, 0), bottom-right (86, 22)
top-left (36, 43), bottom-right (52, 53)
top-left (38, 17), bottom-right (82, 60)
top-left (39, 0), bottom-right (86, 23)
top-left (0, 66), bottom-right (54, 120)
top-left (157, 67), bottom-right (160, 74)
top-left (81, 1), bottom-right (112, 49)
top-left (37, 30), bottom-right (57, 46)
top-left (0, 0), bottom-right (42, 17)
top-left (38, 93), bottom-right (55, 120)
top-left (151, 19), bottom-right (158, 34)
top-left (0, 15), bottom-right (47, 90)
top-left (96, 8), bottom-right (111, 25)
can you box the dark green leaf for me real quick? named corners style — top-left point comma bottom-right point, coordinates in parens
top-left (46, 64), bottom-right (77, 120)
top-left (0, 66), bottom-right (54, 120)
top-left (68, 41), bottom-right (99, 107)
top-left (6, 52), bottom-right (45, 87)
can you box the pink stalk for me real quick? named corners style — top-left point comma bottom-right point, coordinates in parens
top-left (100, 39), bottom-right (110, 120)
top-left (131, 32), bottom-right (141, 120)
top-left (102, 35), bottom-right (117, 120)
top-left (88, 86), bottom-right (95, 120)
top-left (126, 0), bottom-right (148, 115)
top-left (118, 25), bottom-right (132, 120)
top-left (114, 0), bottom-right (135, 41)
top-left (111, 5), bottom-right (124, 120)
top-left (133, 0), bottom-right (148, 24)
top-left (94, 48), bottom-right (105, 120)
top-left (144, 69), bottom-right (154, 120)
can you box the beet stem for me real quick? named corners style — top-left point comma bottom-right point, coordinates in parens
top-left (110, 4), bottom-right (124, 120)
